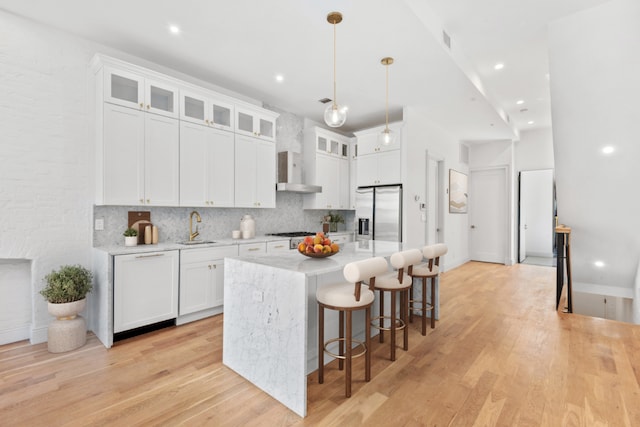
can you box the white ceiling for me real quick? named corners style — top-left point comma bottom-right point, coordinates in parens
top-left (0, 0), bottom-right (611, 139)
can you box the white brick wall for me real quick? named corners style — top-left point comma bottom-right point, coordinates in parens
top-left (0, 12), bottom-right (98, 342)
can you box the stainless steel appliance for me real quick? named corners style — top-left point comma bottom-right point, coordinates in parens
top-left (266, 231), bottom-right (318, 250)
top-left (355, 185), bottom-right (402, 242)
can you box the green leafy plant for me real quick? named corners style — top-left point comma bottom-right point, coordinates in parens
top-left (123, 227), bottom-right (138, 237)
top-left (325, 211), bottom-right (345, 224)
top-left (40, 265), bottom-right (93, 304)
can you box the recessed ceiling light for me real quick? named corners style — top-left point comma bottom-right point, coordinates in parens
top-left (594, 260), bottom-right (605, 268)
top-left (602, 146), bottom-right (615, 154)
top-left (275, 74), bottom-right (284, 83)
top-left (516, 100), bottom-right (524, 105)
top-left (527, 120), bottom-right (534, 125)
top-left (494, 63), bottom-right (504, 70)
top-left (169, 25), bottom-right (180, 34)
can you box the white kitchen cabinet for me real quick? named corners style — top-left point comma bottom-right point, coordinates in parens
top-left (101, 104), bottom-right (179, 206)
top-left (234, 135), bottom-right (276, 208)
top-left (349, 139), bottom-right (357, 209)
top-left (179, 246), bottom-right (238, 317)
top-left (267, 240), bottom-right (291, 253)
top-left (105, 67), bottom-right (178, 118)
top-left (303, 127), bottom-right (351, 210)
top-left (235, 106), bottom-right (278, 142)
top-left (238, 242), bottom-right (266, 256)
top-left (180, 89), bottom-right (234, 132)
top-left (180, 122), bottom-right (235, 207)
top-left (113, 250), bottom-right (179, 333)
top-left (354, 124), bottom-right (402, 187)
top-left (328, 232), bottom-right (354, 245)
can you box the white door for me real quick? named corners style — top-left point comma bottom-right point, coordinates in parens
top-left (521, 169), bottom-right (554, 257)
top-left (469, 168), bottom-right (507, 264)
top-left (144, 114), bottom-right (179, 206)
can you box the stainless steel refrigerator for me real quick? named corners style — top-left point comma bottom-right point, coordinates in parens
top-left (355, 185), bottom-right (402, 242)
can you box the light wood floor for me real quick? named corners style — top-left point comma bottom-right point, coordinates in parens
top-left (2, 262), bottom-right (639, 426)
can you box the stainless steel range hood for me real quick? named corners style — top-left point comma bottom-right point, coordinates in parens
top-left (276, 151), bottom-right (321, 193)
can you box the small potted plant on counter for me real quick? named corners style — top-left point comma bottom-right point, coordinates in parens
top-left (325, 211), bottom-right (345, 233)
top-left (40, 264), bottom-right (93, 353)
top-left (123, 227), bottom-right (138, 246)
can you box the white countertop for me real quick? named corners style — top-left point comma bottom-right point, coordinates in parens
top-left (93, 235), bottom-right (292, 255)
top-left (229, 240), bottom-right (408, 276)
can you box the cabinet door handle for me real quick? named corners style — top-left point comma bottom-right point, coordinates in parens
top-left (146, 104), bottom-right (150, 109)
top-left (135, 253), bottom-right (165, 259)
top-left (273, 245), bottom-right (284, 249)
top-left (139, 103), bottom-right (144, 108)
top-left (248, 248), bottom-right (260, 252)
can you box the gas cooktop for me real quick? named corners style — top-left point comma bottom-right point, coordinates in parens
top-left (267, 232), bottom-right (316, 238)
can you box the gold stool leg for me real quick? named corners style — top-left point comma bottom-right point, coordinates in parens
top-left (345, 310), bottom-right (352, 397)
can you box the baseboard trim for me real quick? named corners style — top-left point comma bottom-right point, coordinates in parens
top-left (30, 325), bottom-right (48, 344)
top-left (0, 324), bottom-right (31, 345)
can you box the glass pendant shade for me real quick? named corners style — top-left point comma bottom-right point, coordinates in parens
top-left (324, 104), bottom-right (347, 128)
top-left (379, 127), bottom-right (396, 145)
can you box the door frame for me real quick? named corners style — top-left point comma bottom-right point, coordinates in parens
top-left (469, 165), bottom-right (512, 265)
top-left (425, 150), bottom-right (446, 247)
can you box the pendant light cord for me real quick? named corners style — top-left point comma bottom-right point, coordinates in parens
top-left (385, 63), bottom-right (389, 131)
top-left (333, 20), bottom-right (337, 109)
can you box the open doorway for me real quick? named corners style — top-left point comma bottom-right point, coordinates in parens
top-left (518, 169), bottom-right (556, 267)
top-left (425, 152), bottom-right (445, 245)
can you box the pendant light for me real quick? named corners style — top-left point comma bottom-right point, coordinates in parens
top-left (379, 57), bottom-right (396, 145)
top-left (324, 12), bottom-right (347, 128)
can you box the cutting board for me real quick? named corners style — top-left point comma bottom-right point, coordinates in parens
top-left (128, 211), bottom-right (151, 244)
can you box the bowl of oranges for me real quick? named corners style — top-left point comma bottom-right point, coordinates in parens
top-left (297, 232), bottom-right (340, 258)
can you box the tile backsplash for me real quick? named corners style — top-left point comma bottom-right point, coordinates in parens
top-left (93, 193), bottom-right (354, 247)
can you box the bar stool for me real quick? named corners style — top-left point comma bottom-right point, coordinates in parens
top-left (317, 257), bottom-right (388, 398)
top-left (371, 248), bottom-right (423, 361)
top-left (409, 243), bottom-right (448, 335)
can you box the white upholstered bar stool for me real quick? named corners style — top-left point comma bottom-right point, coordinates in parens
top-left (371, 249), bottom-right (423, 361)
top-left (409, 243), bottom-right (448, 335)
top-left (317, 257), bottom-right (388, 398)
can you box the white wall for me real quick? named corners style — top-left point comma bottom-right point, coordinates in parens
top-left (403, 106), bottom-right (469, 270)
top-left (548, 0), bottom-right (640, 294)
top-left (0, 12), bottom-right (98, 342)
top-left (515, 128), bottom-right (554, 172)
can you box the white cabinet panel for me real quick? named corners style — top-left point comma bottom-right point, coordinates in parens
top-left (179, 246), bottom-right (237, 316)
top-left (356, 148), bottom-right (400, 187)
top-left (180, 122), bottom-right (234, 207)
top-left (234, 135), bottom-right (275, 208)
top-left (144, 114), bottom-right (179, 206)
top-left (238, 242), bottom-right (266, 256)
top-left (114, 250), bottom-right (179, 333)
top-left (267, 240), bottom-right (290, 253)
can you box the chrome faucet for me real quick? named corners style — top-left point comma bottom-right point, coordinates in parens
top-left (189, 210), bottom-right (202, 241)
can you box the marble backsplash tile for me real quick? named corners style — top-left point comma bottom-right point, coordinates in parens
top-left (93, 193), bottom-right (354, 247)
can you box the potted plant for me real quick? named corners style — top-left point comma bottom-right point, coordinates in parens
top-left (40, 264), bottom-right (93, 353)
top-left (325, 211), bottom-right (345, 233)
top-left (123, 227), bottom-right (138, 246)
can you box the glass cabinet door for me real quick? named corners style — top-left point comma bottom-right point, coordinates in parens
top-left (237, 110), bottom-right (254, 134)
top-left (105, 68), bottom-right (143, 109)
top-left (317, 135), bottom-right (328, 152)
top-left (259, 118), bottom-right (274, 140)
top-left (181, 92), bottom-right (207, 125)
top-left (210, 99), bottom-right (234, 131)
top-left (145, 78), bottom-right (178, 118)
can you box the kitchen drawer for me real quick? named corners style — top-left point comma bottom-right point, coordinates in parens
top-left (180, 245), bottom-right (238, 263)
top-left (267, 240), bottom-right (290, 253)
top-left (238, 242), bottom-right (266, 256)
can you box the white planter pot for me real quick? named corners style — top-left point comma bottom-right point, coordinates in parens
top-left (47, 298), bottom-right (87, 353)
top-left (125, 236), bottom-right (138, 246)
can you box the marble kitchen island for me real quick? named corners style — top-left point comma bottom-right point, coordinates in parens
top-left (223, 240), bottom-right (427, 417)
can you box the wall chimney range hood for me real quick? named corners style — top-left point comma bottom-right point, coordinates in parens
top-left (276, 151), bottom-right (321, 193)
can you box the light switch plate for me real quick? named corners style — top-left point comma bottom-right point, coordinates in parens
top-left (94, 218), bottom-right (104, 231)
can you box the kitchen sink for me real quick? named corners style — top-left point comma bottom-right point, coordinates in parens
top-left (178, 240), bottom-right (216, 246)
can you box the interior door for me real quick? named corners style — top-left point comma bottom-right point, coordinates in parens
top-left (520, 169), bottom-right (555, 257)
top-left (469, 168), bottom-right (507, 264)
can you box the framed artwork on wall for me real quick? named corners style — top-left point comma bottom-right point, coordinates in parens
top-left (449, 169), bottom-right (468, 213)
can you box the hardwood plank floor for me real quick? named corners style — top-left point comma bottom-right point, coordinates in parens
top-left (1, 262), bottom-right (639, 426)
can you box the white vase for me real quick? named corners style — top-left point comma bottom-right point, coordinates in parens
top-left (47, 298), bottom-right (87, 353)
top-left (125, 236), bottom-right (138, 246)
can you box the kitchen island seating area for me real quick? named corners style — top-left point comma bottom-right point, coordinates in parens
top-left (317, 257), bottom-right (388, 398)
top-left (369, 248), bottom-right (424, 361)
top-left (223, 240), bottom-right (447, 416)
top-left (409, 243), bottom-right (448, 335)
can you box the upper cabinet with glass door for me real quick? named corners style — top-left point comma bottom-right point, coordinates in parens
top-left (104, 67), bottom-right (179, 119)
top-left (235, 106), bottom-right (278, 142)
top-left (180, 90), bottom-right (234, 132)
top-left (315, 128), bottom-right (349, 159)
